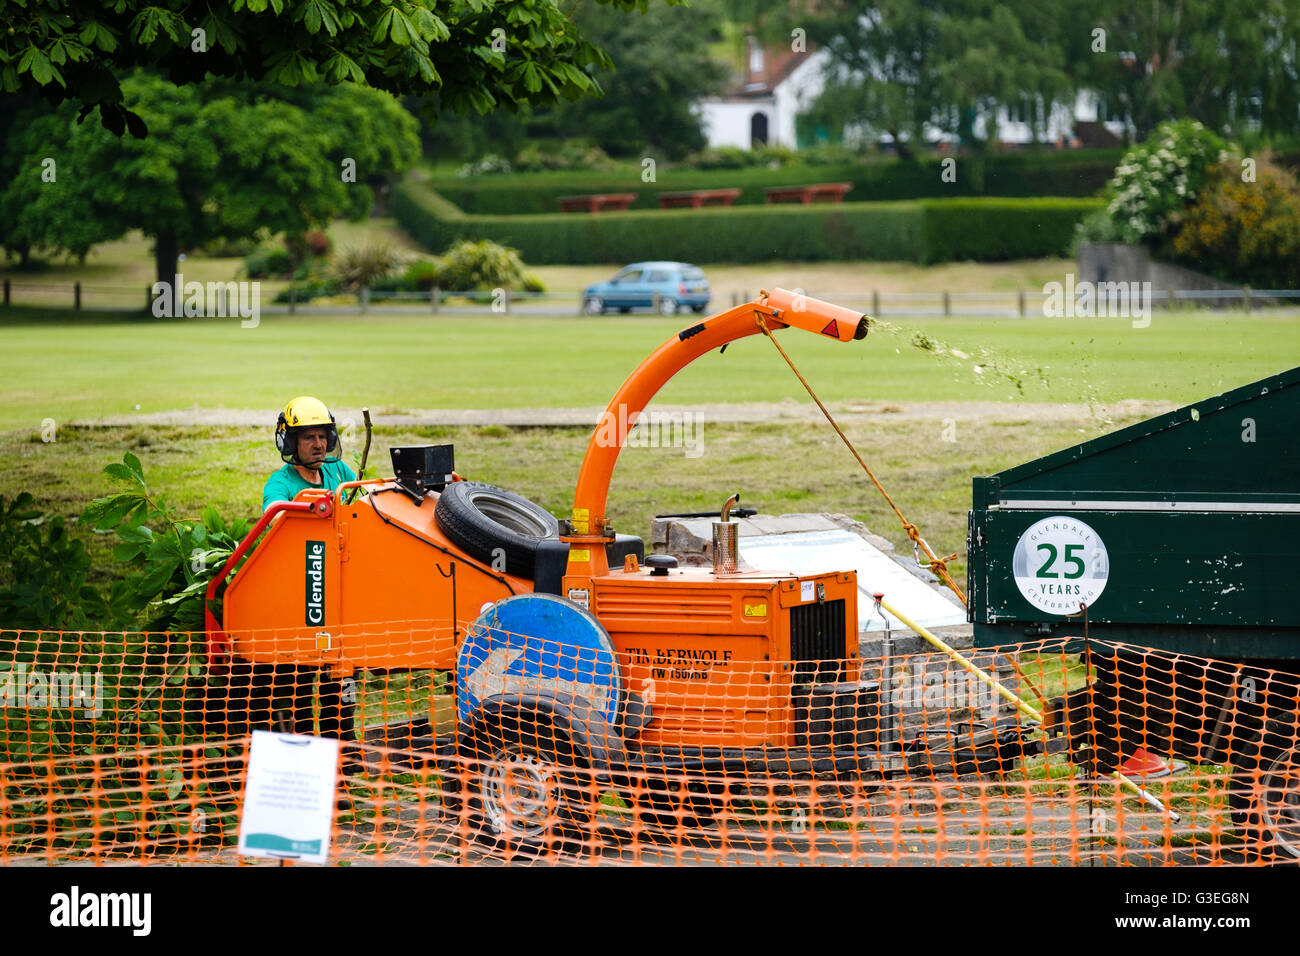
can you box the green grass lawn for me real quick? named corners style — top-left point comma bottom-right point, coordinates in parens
top-left (0, 308), bottom-right (1293, 434)
top-left (1, 412), bottom-right (1156, 592)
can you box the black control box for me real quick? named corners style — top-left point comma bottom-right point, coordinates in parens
top-left (389, 444), bottom-right (454, 493)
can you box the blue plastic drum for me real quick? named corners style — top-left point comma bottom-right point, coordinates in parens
top-left (456, 593), bottom-right (622, 726)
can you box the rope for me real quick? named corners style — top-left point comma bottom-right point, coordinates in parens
top-left (754, 312), bottom-right (968, 607)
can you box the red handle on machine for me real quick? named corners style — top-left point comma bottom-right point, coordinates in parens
top-left (203, 495), bottom-right (333, 662)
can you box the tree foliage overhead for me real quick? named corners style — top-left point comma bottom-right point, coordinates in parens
top-left (0, 72), bottom-right (421, 280)
top-left (0, 0), bottom-right (676, 136)
top-left (548, 1), bottom-right (726, 158)
top-left (419, 0), bottom-right (726, 162)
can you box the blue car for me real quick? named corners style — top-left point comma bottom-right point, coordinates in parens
top-left (582, 262), bottom-right (711, 315)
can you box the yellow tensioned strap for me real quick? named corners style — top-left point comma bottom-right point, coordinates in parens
top-left (755, 312), bottom-right (968, 607)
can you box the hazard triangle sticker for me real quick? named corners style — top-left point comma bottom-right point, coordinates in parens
top-left (820, 319), bottom-right (840, 338)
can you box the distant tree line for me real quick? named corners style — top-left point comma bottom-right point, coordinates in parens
top-left (801, 0), bottom-right (1300, 155)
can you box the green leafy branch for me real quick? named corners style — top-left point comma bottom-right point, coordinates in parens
top-left (80, 453), bottom-right (254, 631)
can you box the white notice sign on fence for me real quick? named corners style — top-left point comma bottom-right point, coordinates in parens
top-left (237, 731), bottom-right (340, 865)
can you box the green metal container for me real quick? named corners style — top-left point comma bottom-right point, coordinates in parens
top-left (969, 366), bottom-right (1300, 660)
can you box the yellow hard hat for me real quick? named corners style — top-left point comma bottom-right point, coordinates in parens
top-left (275, 396), bottom-right (340, 464)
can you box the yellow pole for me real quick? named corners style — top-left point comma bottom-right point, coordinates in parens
top-left (878, 597), bottom-right (1040, 723)
top-left (876, 596), bottom-right (1179, 822)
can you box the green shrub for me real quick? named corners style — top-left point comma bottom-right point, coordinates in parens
top-left (1169, 156), bottom-right (1300, 288)
top-left (0, 493), bottom-right (122, 629)
top-left (243, 245), bottom-right (292, 279)
top-left (690, 146), bottom-right (763, 170)
top-left (514, 140), bottom-right (615, 173)
top-left (1070, 207), bottom-right (1126, 252)
top-left (367, 275), bottom-right (419, 295)
top-left (273, 277), bottom-right (342, 303)
top-left (439, 239), bottom-right (528, 291)
top-left (456, 154), bottom-right (512, 177)
top-left (1082, 120), bottom-right (1229, 244)
top-left (404, 258), bottom-right (444, 291)
top-left (80, 453), bottom-right (255, 632)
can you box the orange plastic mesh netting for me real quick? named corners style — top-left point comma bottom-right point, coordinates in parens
top-left (0, 625), bottom-right (1296, 866)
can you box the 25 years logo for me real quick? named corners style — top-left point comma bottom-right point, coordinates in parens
top-left (1012, 516), bottom-right (1110, 614)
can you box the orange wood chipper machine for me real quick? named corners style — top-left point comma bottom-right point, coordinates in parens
top-left (203, 289), bottom-right (1040, 852)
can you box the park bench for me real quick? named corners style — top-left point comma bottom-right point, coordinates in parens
top-left (763, 182), bottom-right (853, 204)
top-left (657, 188), bottom-right (743, 209)
top-left (557, 192), bottom-right (638, 213)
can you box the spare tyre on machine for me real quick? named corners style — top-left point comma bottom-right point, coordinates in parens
top-left (434, 481), bottom-right (560, 579)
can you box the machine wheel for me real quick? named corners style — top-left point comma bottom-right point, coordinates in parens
top-left (434, 481), bottom-right (559, 579)
top-left (1230, 738), bottom-right (1300, 862)
top-left (441, 721), bottom-right (595, 857)
top-left (583, 295), bottom-right (605, 315)
top-left (657, 296), bottom-right (678, 315)
top-left (618, 307), bottom-right (631, 314)
top-left (691, 304), bottom-right (706, 313)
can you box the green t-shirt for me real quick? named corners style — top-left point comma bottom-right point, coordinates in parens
top-left (262, 460), bottom-right (357, 511)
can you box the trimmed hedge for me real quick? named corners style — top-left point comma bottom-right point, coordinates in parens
top-left (432, 149), bottom-right (1123, 215)
top-left (917, 198), bottom-right (1104, 263)
top-left (394, 180), bottom-right (1102, 264)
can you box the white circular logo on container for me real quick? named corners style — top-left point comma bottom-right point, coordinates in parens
top-left (1012, 516), bottom-right (1109, 615)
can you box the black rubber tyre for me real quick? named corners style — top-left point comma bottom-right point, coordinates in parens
top-left (440, 721), bottom-right (595, 858)
top-left (583, 295), bottom-right (605, 315)
top-left (434, 481), bottom-right (559, 579)
top-left (1230, 739), bottom-right (1300, 863)
top-left (691, 304), bottom-right (706, 313)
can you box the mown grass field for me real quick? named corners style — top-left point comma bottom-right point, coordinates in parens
top-left (3, 414), bottom-right (1153, 591)
top-left (1, 309), bottom-right (1294, 433)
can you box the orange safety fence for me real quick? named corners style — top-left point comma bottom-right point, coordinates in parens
top-left (0, 623), bottom-right (1296, 866)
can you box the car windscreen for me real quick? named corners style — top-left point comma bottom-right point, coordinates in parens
top-left (682, 267), bottom-right (706, 282)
